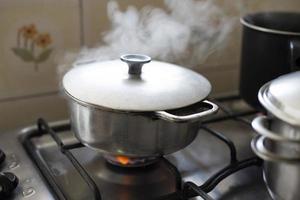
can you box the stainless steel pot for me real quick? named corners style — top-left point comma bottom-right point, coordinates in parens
top-left (251, 71), bottom-right (300, 200)
top-left (63, 54), bottom-right (218, 157)
top-left (251, 117), bottom-right (300, 200)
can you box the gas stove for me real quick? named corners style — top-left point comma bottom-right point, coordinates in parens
top-left (0, 96), bottom-right (273, 200)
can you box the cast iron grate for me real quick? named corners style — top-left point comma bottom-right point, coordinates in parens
top-left (22, 95), bottom-right (263, 200)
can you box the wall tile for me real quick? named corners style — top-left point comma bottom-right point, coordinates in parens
top-left (0, 0), bottom-right (81, 99)
top-left (82, 0), bottom-right (166, 47)
top-left (242, 0), bottom-right (300, 13)
top-left (199, 0), bottom-right (300, 72)
top-left (200, 67), bottom-right (239, 96)
top-left (0, 93), bottom-right (68, 131)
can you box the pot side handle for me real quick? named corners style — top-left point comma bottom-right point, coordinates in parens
top-left (155, 100), bottom-right (218, 123)
top-left (289, 39), bottom-right (300, 71)
top-left (252, 116), bottom-right (300, 142)
top-left (251, 135), bottom-right (300, 163)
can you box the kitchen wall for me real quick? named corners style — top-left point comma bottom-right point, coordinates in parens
top-left (0, 0), bottom-right (300, 131)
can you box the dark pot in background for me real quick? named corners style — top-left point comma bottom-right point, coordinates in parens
top-left (240, 12), bottom-right (300, 109)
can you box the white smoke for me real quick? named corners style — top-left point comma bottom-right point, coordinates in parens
top-left (57, 0), bottom-right (235, 75)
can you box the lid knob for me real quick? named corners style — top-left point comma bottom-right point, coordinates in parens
top-left (120, 54), bottom-right (151, 75)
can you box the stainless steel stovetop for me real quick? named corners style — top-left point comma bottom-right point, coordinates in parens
top-left (0, 97), bottom-right (272, 200)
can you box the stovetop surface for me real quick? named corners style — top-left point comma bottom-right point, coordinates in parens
top-left (0, 97), bottom-right (272, 200)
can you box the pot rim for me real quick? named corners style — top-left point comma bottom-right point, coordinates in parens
top-left (258, 81), bottom-right (300, 126)
top-left (240, 12), bottom-right (300, 36)
top-left (64, 88), bottom-right (216, 116)
top-left (252, 115), bottom-right (300, 142)
top-left (251, 135), bottom-right (300, 163)
top-left (64, 89), bottom-right (155, 114)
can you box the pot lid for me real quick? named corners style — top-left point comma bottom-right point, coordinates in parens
top-left (63, 54), bottom-right (211, 111)
top-left (259, 71), bottom-right (300, 126)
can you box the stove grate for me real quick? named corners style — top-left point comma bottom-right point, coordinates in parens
top-left (22, 95), bottom-right (263, 200)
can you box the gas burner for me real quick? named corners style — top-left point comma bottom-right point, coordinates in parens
top-left (87, 156), bottom-right (179, 200)
top-left (15, 96), bottom-right (272, 200)
top-left (104, 154), bottom-right (159, 168)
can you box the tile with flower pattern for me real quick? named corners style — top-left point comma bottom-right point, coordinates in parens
top-left (0, 0), bottom-right (81, 100)
top-left (12, 24), bottom-right (53, 71)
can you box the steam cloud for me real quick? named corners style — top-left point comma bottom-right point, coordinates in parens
top-left (57, 0), bottom-right (235, 75)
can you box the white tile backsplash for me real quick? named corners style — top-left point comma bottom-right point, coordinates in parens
top-left (81, 0), bottom-right (166, 47)
top-left (0, 0), bottom-right (300, 131)
top-left (0, 0), bottom-right (81, 99)
top-left (0, 93), bottom-right (68, 131)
